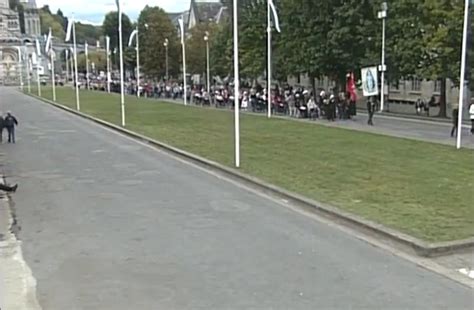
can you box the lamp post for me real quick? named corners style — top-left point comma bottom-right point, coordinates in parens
top-left (164, 38), bottom-right (169, 81)
top-left (378, 2), bottom-right (387, 112)
top-left (204, 32), bottom-right (210, 95)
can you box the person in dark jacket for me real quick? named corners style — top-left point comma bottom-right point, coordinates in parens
top-left (4, 112), bottom-right (18, 143)
top-left (367, 96), bottom-right (376, 126)
top-left (0, 182), bottom-right (18, 192)
top-left (0, 113), bottom-right (5, 143)
top-left (451, 106), bottom-right (459, 137)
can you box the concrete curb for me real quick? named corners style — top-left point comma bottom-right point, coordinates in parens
top-left (27, 92), bottom-right (474, 258)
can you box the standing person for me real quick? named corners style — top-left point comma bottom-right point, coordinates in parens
top-left (367, 96), bottom-right (376, 126)
top-left (469, 101), bottom-right (474, 135)
top-left (451, 105), bottom-right (459, 137)
top-left (0, 112), bottom-right (5, 143)
top-left (4, 112), bottom-right (18, 143)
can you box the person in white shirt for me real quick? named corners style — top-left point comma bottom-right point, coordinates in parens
top-left (307, 96), bottom-right (317, 120)
top-left (469, 101), bottom-right (474, 135)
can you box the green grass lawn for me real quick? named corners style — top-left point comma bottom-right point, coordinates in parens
top-left (30, 86), bottom-right (474, 242)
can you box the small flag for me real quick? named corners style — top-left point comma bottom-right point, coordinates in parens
top-left (85, 42), bottom-right (88, 57)
top-left (32, 52), bottom-right (37, 65)
top-left (268, 0), bottom-right (281, 33)
top-left (96, 40), bottom-right (100, 48)
top-left (45, 28), bottom-right (52, 53)
top-left (178, 18), bottom-right (185, 45)
top-left (35, 39), bottom-right (41, 56)
top-left (106, 36), bottom-right (110, 55)
top-left (128, 29), bottom-right (138, 47)
top-left (65, 17), bottom-right (73, 42)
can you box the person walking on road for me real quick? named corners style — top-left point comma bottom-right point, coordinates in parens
top-left (4, 111), bottom-right (18, 143)
top-left (367, 96), bottom-right (376, 126)
top-left (469, 101), bottom-right (474, 135)
top-left (0, 112), bottom-right (5, 143)
top-left (451, 105), bottom-right (459, 138)
top-left (0, 182), bottom-right (18, 192)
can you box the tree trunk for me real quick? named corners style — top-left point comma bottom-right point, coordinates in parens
top-left (438, 77), bottom-right (447, 118)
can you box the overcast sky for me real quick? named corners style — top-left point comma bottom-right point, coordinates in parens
top-left (36, 0), bottom-right (210, 24)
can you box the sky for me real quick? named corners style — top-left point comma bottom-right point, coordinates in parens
top-left (35, 0), bottom-right (211, 24)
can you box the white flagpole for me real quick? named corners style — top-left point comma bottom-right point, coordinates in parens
top-left (179, 18), bottom-right (187, 106)
top-left (27, 56), bottom-right (31, 93)
top-left (85, 42), bottom-right (90, 90)
top-left (233, 0), bottom-right (240, 168)
top-left (106, 36), bottom-right (111, 93)
top-left (267, 0), bottom-right (271, 118)
top-left (73, 20), bottom-right (80, 110)
top-left (51, 45), bottom-right (56, 102)
top-left (36, 54), bottom-right (42, 97)
top-left (118, 4), bottom-right (126, 127)
top-left (456, 0), bottom-right (470, 149)
top-left (65, 48), bottom-right (69, 83)
top-left (136, 27), bottom-right (140, 98)
top-left (16, 47), bottom-right (23, 91)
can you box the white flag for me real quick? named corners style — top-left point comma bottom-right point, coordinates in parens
top-left (35, 39), bottom-right (41, 56)
top-left (85, 42), bottom-right (88, 57)
top-left (269, 0), bottom-right (281, 33)
top-left (45, 28), bottom-right (52, 53)
top-left (65, 17), bottom-right (74, 42)
top-left (178, 18), bottom-right (185, 45)
top-left (128, 29), bottom-right (138, 47)
top-left (32, 52), bottom-right (37, 65)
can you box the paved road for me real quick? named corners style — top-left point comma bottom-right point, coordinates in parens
top-left (1, 87), bottom-right (473, 309)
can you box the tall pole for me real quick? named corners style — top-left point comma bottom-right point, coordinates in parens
top-left (73, 21), bottom-right (80, 110)
top-left (165, 39), bottom-right (169, 80)
top-left (106, 36), bottom-right (111, 93)
top-left (380, 17), bottom-right (386, 112)
top-left (181, 26), bottom-right (187, 106)
top-left (378, 3), bottom-right (387, 112)
top-left (205, 35), bottom-right (210, 94)
top-left (36, 54), bottom-right (42, 97)
top-left (136, 26), bottom-right (140, 98)
top-left (16, 47), bottom-right (23, 91)
top-left (65, 49), bottom-right (69, 84)
top-left (118, 9), bottom-right (126, 126)
top-left (85, 42), bottom-right (90, 90)
top-left (27, 56), bottom-right (31, 93)
top-left (51, 40), bottom-right (56, 102)
top-left (456, 0), bottom-right (470, 149)
top-left (233, 0), bottom-right (240, 168)
top-left (267, 0), bottom-right (272, 118)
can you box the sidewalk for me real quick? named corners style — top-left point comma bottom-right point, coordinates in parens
top-left (0, 181), bottom-right (41, 310)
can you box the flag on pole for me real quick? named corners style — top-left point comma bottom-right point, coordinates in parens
top-left (65, 17), bottom-right (73, 42)
top-left (106, 36), bottom-right (110, 54)
top-left (35, 39), bottom-right (42, 56)
top-left (32, 52), bottom-right (37, 65)
top-left (85, 42), bottom-right (88, 57)
top-left (178, 18), bottom-right (185, 44)
top-left (268, 0), bottom-right (281, 33)
top-left (128, 29), bottom-right (138, 47)
top-left (116, 0), bottom-right (121, 13)
top-left (45, 28), bottom-right (52, 53)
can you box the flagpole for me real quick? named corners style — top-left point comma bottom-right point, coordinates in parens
top-left (73, 20), bottom-right (80, 110)
top-left (233, 0), bottom-right (240, 168)
top-left (136, 26), bottom-right (140, 98)
top-left (456, 0), bottom-right (470, 149)
top-left (37, 53), bottom-right (42, 97)
top-left (16, 47), bottom-right (23, 92)
top-left (179, 18), bottom-right (187, 106)
top-left (85, 42), bottom-right (90, 90)
top-left (51, 43), bottom-right (56, 102)
top-left (27, 56), bottom-right (31, 93)
top-left (106, 36), bottom-right (111, 93)
top-left (118, 4), bottom-right (126, 126)
top-left (267, 0), bottom-right (272, 118)
top-left (65, 49), bottom-right (69, 84)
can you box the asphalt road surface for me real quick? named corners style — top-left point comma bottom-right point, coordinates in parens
top-left (1, 87), bottom-right (473, 309)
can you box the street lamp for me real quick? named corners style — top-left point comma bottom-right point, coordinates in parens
top-left (204, 31), bottom-right (210, 94)
top-left (163, 38), bottom-right (169, 81)
top-left (378, 2), bottom-right (387, 112)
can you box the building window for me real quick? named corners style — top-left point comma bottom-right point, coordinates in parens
top-left (411, 78), bottom-right (421, 92)
top-left (434, 79), bottom-right (442, 93)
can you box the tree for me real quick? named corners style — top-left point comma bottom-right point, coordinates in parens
top-left (77, 51), bottom-right (107, 73)
top-left (39, 9), bottom-right (65, 38)
top-left (102, 11), bottom-right (133, 66)
top-left (186, 22), bottom-right (218, 77)
top-left (137, 5), bottom-right (180, 79)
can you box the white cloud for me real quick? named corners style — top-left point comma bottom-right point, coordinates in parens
top-left (36, 0), bottom-right (192, 23)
